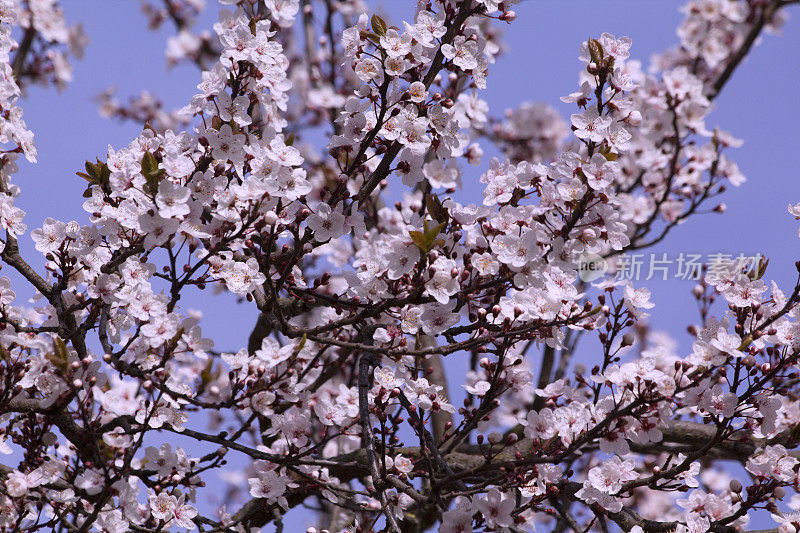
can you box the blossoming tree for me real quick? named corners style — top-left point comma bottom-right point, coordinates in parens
top-left (1, 0), bottom-right (800, 531)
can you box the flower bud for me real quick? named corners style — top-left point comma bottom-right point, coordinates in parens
top-left (500, 10), bottom-right (516, 21)
top-left (621, 333), bottom-right (635, 347)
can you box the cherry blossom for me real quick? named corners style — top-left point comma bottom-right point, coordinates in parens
top-left (0, 1), bottom-right (796, 532)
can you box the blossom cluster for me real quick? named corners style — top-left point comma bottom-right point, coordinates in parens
top-left (0, 0), bottom-right (798, 532)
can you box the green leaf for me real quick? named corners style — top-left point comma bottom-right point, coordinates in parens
top-left (410, 220), bottom-right (446, 253)
top-left (141, 151), bottom-right (165, 195)
top-left (359, 30), bottom-right (381, 42)
top-left (86, 160), bottom-right (99, 176)
top-left (587, 38), bottom-right (604, 65)
top-left (598, 147), bottom-right (617, 161)
top-left (98, 160), bottom-right (111, 183)
top-left (426, 221), bottom-right (446, 239)
top-left (425, 193), bottom-right (449, 225)
top-left (0, 343), bottom-right (10, 364)
top-left (409, 230), bottom-right (429, 252)
top-left (285, 132), bottom-right (295, 147)
top-left (371, 14), bottom-right (387, 37)
top-left (584, 305), bottom-right (602, 317)
top-left (48, 336), bottom-right (69, 373)
top-left (738, 335), bottom-right (753, 351)
top-left (292, 333), bottom-right (308, 356)
top-left (141, 150), bottom-right (158, 176)
top-left (747, 256), bottom-right (769, 281)
top-left (77, 159), bottom-right (111, 187)
top-left (200, 359), bottom-right (215, 386)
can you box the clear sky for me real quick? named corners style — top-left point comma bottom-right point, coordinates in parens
top-left (10, 0), bottom-right (800, 529)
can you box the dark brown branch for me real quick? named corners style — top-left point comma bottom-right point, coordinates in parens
top-left (11, 27), bottom-right (35, 79)
top-left (708, 0), bottom-right (784, 99)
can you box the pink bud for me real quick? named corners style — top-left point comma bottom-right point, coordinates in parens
top-left (500, 10), bottom-right (516, 21)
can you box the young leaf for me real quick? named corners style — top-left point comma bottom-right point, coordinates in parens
top-left (0, 343), bottom-right (10, 363)
top-left (141, 151), bottom-right (165, 194)
top-left (76, 171), bottom-right (94, 183)
top-left (587, 38), bottom-right (604, 65)
top-left (200, 359), bottom-right (215, 386)
top-left (359, 30), bottom-right (381, 42)
top-left (371, 14), bottom-right (387, 37)
top-left (48, 336), bottom-right (69, 373)
top-left (425, 194), bottom-right (449, 224)
top-left (409, 230), bottom-right (429, 252)
top-left (410, 220), bottom-right (446, 252)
